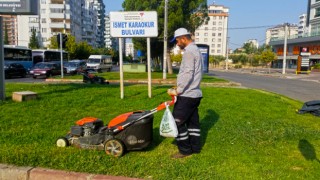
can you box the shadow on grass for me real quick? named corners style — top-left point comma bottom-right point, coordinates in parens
top-left (201, 109), bottom-right (219, 148)
top-left (298, 139), bottom-right (320, 163)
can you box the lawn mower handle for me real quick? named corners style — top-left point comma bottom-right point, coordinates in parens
top-left (156, 95), bottom-right (176, 111)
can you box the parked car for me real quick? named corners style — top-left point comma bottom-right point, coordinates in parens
top-left (4, 62), bottom-right (27, 79)
top-left (29, 62), bottom-right (66, 79)
top-left (64, 60), bottom-right (87, 75)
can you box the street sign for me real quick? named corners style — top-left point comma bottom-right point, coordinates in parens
top-left (0, 0), bottom-right (38, 15)
top-left (110, 11), bottom-right (158, 38)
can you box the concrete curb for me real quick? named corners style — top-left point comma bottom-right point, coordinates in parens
top-left (0, 163), bottom-right (141, 180)
top-left (45, 78), bottom-right (242, 87)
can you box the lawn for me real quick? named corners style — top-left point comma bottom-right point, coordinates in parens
top-left (1, 83), bottom-right (320, 179)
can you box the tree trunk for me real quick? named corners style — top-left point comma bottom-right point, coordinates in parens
top-left (167, 49), bottom-right (173, 74)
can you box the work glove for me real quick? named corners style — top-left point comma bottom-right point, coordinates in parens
top-left (167, 87), bottom-right (178, 96)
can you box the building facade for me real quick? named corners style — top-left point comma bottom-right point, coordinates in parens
top-left (194, 3), bottom-right (229, 57)
top-left (265, 23), bottom-right (299, 45)
top-left (0, 15), bottom-right (18, 45)
top-left (6, 0), bottom-right (104, 49)
top-left (269, 0), bottom-right (320, 69)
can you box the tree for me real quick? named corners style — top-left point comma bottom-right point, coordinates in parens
top-left (209, 55), bottom-right (225, 67)
top-left (122, 0), bottom-right (208, 74)
top-left (65, 34), bottom-right (77, 59)
top-left (74, 41), bottom-right (93, 60)
top-left (28, 27), bottom-right (40, 49)
top-left (48, 36), bottom-right (58, 49)
top-left (243, 42), bottom-right (258, 54)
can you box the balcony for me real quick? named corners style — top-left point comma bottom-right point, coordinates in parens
top-left (49, 23), bottom-right (70, 29)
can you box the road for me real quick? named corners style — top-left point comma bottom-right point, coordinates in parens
top-left (209, 70), bottom-right (320, 102)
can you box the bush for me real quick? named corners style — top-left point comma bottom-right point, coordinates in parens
top-left (313, 63), bottom-right (320, 69)
top-left (234, 64), bottom-right (242, 69)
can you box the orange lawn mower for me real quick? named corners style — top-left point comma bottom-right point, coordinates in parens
top-left (56, 95), bottom-right (176, 157)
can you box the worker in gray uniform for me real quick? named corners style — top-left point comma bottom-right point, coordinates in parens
top-left (168, 27), bottom-right (203, 159)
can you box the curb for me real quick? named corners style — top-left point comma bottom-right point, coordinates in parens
top-left (0, 163), bottom-right (141, 180)
top-left (45, 78), bottom-right (242, 87)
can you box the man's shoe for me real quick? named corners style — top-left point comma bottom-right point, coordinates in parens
top-left (171, 152), bottom-right (192, 159)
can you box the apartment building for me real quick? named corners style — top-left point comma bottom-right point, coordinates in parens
top-left (0, 15), bottom-right (18, 45)
top-left (247, 39), bottom-right (259, 49)
top-left (194, 3), bottom-right (229, 57)
top-left (298, 14), bottom-right (308, 37)
top-left (265, 23), bottom-right (299, 45)
top-left (12, 0), bottom-right (104, 49)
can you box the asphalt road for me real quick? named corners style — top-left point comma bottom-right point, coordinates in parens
top-left (210, 70), bottom-right (320, 102)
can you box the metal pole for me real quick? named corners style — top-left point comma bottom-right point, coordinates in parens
top-left (163, 0), bottom-right (168, 79)
top-left (60, 32), bottom-right (64, 78)
top-left (119, 38), bottom-right (124, 99)
top-left (147, 38), bottom-right (152, 98)
top-left (225, 37), bottom-right (229, 70)
top-left (0, 17), bottom-right (5, 101)
top-left (282, 23), bottom-right (288, 74)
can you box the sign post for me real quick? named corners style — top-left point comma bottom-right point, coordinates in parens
top-left (296, 47), bottom-right (311, 74)
top-left (110, 11), bottom-right (158, 99)
top-left (0, 0), bottom-right (38, 101)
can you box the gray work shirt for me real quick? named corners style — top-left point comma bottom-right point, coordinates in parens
top-left (176, 42), bottom-right (203, 98)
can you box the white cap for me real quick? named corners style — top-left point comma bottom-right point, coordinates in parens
top-left (170, 28), bottom-right (190, 43)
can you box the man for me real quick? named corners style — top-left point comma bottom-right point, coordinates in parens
top-left (168, 27), bottom-right (203, 159)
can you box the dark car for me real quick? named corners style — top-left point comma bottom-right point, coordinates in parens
top-left (30, 62), bottom-right (65, 79)
top-left (4, 62), bottom-right (27, 79)
top-left (65, 60), bottom-right (87, 75)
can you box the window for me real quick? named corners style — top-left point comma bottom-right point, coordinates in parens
top-left (205, 27), bottom-right (208, 31)
top-left (212, 33), bottom-right (216, 36)
top-left (212, 38), bottom-right (215, 42)
top-left (315, 7), bottom-right (320, 18)
top-left (42, 28), bottom-right (47, 33)
top-left (218, 33), bottom-right (222, 37)
top-left (41, 9), bottom-right (46, 14)
top-left (212, 22), bottom-right (216, 25)
top-left (218, 27), bottom-right (222, 31)
top-left (204, 33), bottom-right (208, 36)
top-left (41, 0), bottom-right (46, 3)
top-left (211, 44), bottom-right (215, 48)
top-left (204, 38), bottom-right (208, 42)
top-left (195, 32), bottom-right (199, 36)
top-left (195, 38), bottom-right (199, 42)
top-left (211, 49), bottom-right (215, 53)
top-left (41, 18), bottom-right (46, 23)
top-left (29, 17), bottom-right (38, 23)
top-left (219, 22), bottom-right (222, 26)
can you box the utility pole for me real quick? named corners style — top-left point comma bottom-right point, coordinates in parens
top-left (0, 17), bottom-right (5, 101)
top-left (163, 0), bottom-right (168, 79)
top-left (225, 37), bottom-right (229, 70)
top-left (282, 23), bottom-right (288, 74)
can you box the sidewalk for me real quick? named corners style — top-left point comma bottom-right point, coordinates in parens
top-left (0, 163), bottom-right (142, 180)
top-left (213, 67), bottom-right (320, 83)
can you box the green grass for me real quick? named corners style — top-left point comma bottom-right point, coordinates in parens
top-left (1, 83), bottom-right (320, 179)
top-left (61, 71), bottom-right (228, 83)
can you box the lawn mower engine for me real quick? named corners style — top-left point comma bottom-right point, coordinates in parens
top-left (57, 111), bottom-right (154, 157)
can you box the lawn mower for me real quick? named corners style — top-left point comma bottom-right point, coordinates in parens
top-left (82, 70), bottom-right (109, 84)
top-left (56, 95), bottom-right (176, 157)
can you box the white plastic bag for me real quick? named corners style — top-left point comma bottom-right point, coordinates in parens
top-left (159, 103), bottom-right (178, 137)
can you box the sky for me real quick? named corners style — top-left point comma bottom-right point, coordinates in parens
top-left (103, 0), bottom-right (308, 50)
